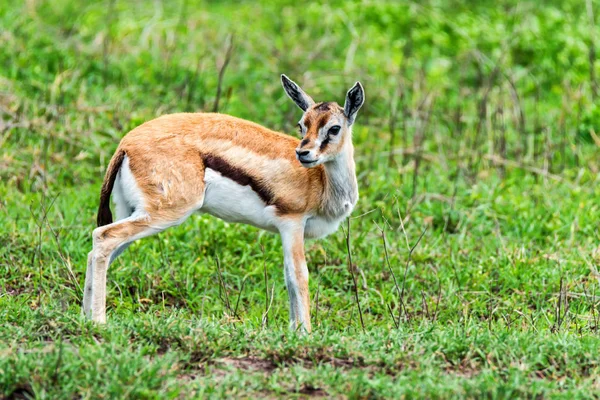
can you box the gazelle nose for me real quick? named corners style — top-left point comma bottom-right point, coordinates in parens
top-left (296, 149), bottom-right (310, 157)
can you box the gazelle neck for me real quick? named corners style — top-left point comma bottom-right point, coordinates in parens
top-left (320, 138), bottom-right (358, 219)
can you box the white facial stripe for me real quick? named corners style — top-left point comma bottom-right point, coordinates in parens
top-left (297, 120), bottom-right (308, 137)
top-left (322, 118), bottom-right (343, 132)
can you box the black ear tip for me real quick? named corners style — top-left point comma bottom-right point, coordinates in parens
top-left (348, 81), bottom-right (364, 97)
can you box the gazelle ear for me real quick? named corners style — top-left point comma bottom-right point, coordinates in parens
top-left (344, 82), bottom-right (365, 124)
top-left (281, 74), bottom-right (315, 112)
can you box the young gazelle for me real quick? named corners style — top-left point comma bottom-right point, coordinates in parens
top-left (83, 75), bottom-right (365, 332)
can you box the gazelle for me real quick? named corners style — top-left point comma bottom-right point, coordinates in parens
top-left (83, 75), bottom-right (365, 332)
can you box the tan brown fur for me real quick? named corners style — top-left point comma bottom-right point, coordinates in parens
top-left (113, 113), bottom-right (327, 218)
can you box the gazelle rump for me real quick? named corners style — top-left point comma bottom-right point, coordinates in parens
top-left (83, 75), bottom-right (365, 332)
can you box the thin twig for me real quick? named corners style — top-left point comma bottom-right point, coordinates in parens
top-left (39, 193), bottom-right (81, 293)
top-left (29, 193), bottom-right (58, 305)
top-left (232, 276), bottom-right (247, 320)
top-left (387, 303), bottom-right (399, 329)
top-left (395, 203), bottom-right (410, 251)
top-left (260, 244), bottom-right (269, 328)
top-left (261, 284), bottom-right (275, 329)
top-left (380, 228), bottom-right (402, 327)
top-left (432, 283), bottom-right (442, 322)
top-left (314, 251), bottom-right (324, 327)
top-left (398, 227), bottom-right (428, 323)
top-left (214, 256), bottom-right (232, 315)
top-left (346, 218), bottom-right (365, 333)
top-left (212, 34), bottom-right (234, 112)
top-left (420, 289), bottom-right (430, 320)
top-left (553, 275), bottom-right (564, 332)
top-left (50, 336), bottom-right (64, 386)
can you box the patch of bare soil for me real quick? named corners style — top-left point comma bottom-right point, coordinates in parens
top-left (218, 355), bottom-right (278, 372)
top-left (296, 384), bottom-right (327, 397)
top-left (4, 382), bottom-right (35, 400)
top-left (179, 356), bottom-right (332, 397)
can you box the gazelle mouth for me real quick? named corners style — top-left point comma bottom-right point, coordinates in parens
top-left (299, 158), bottom-right (318, 165)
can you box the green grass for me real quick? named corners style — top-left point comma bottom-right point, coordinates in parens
top-left (2, 0), bottom-right (600, 398)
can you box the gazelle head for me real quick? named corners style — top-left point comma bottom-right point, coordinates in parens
top-left (281, 75), bottom-right (365, 168)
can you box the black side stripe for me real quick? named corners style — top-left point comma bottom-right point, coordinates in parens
top-left (201, 153), bottom-right (277, 207)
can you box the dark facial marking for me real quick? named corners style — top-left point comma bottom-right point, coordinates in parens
top-left (304, 118), bottom-right (311, 130)
top-left (314, 102), bottom-right (333, 111)
top-left (319, 137), bottom-right (330, 151)
top-left (316, 114), bottom-right (329, 130)
top-left (202, 153), bottom-right (278, 208)
top-left (300, 138), bottom-right (310, 147)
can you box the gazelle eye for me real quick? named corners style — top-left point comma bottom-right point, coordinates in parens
top-left (297, 123), bottom-right (303, 135)
top-left (328, 125), bottom-right (341, 136)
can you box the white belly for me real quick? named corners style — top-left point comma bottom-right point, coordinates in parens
top-left (304, 215), bottom-right (345, 239)
top-left (201, 168), bottom-right (278, 232)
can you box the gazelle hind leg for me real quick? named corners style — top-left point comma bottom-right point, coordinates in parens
top-left (88, 214), bottom-right (152, 323)
top-left (87, 211), bottom-right (192, 323)
top-left (83, 173), bottom-right (133, 317)
top-left (82, 251), bottom-right (94, 317)
top-left (85, 152), bottom-right (206, 323)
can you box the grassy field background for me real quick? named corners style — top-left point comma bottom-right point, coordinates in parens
top-left (2, 0), bottom-right (600, 397)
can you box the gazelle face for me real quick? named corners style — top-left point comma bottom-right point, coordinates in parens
top-left (295, 102), bottom-right (348, 167)
top-left (281, 75), bottom-right (365, 168)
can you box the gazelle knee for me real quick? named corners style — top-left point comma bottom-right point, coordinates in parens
top-left (92, 226), bottom-right (107, 247)
top-left (91, 228), bottom-right (119, 259)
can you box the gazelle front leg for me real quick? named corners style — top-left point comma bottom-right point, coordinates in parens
top-left (280, 221), bottom-right (311, 333)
